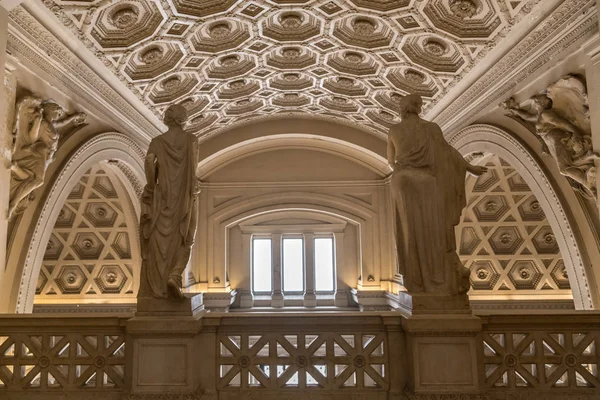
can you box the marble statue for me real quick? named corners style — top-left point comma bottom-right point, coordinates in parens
top-left (139, 104), bottom-right (199, 300)
top-left (502, 75), bottom-right (598, 198)
top-left (9, 95), bottom-right (86, 219)
top-left (388, 94), bottom-right (487, 296)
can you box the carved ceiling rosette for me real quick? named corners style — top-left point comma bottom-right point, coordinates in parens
top-left (423, 0), bottom-right (500, 39)
top-left (148, 73), bottom-right (198, 104)
top-left (385, 68), bottom-right (439, 98)
top-left (366, 109), bottom-right (399, 128)
top-left (269, 73), bottom-right (314, 91)
top-left (323, 76), bottom-right (368, 97)
top-left (177, 96), bottom-right (209, 118)
top-left (319, 96), bottom-right (360, 113)
top-left (90, 1), bottom-right (164, 49)
top-left (326, 51), bottom-right (379, 76)
top-left (207, 54), bottom-right (257, 79)
top-left (374, 91), bottom-right (404, 113)
top-left (402, 36), bottom-right (466, 74)
top-left (124, 42), bottom-right (184, 81)
top-left (225, 99), bottom-right (264, 116)
top-left (218, 79), bottom-right (262, 100)
top-left (191, 19), bottom-right (252, 53)
top-left (262, 11), bottom-right (322, 42)
top-left (332, 16), bottom-right (394, 49)
top-left (272, 93), bottom-right (311, 107)
top-left (347, 0), bottom-right (411, 11)
top-left (266, 47), bottom-right (317, 70)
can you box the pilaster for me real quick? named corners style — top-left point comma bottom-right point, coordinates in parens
top-left (303, 233), bottom-right (317, 307)
top-left (271, 233), bottom-right (284, 307)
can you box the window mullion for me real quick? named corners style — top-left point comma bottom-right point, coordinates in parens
top-left (271, 233), bottom-right (284, 307)
top-left (304, 233), bottom-right (317, 307)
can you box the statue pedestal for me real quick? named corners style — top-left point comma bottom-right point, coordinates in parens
top-left (397, 291), bottom-right (470, 315)
top-left (401, 313), bottom-right (484, 397)
top-left (136, 293), bottom-right (204, 317)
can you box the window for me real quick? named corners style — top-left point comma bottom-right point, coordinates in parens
top-left (283, 237), bottom-right (304, 293)
top-left (315, 237), bottom-right (335, 292)
top-left (252, 238), bottom-right (272, 293)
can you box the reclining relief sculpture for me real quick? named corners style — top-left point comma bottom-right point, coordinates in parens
top-left (9, 95), bottom-right (86, 219)
top-left (502, 75), bottom-right (598, 199)
top-left (138, 104), bottom-right (199, 301)
top-left (388, 94), bottom-right (487, 310)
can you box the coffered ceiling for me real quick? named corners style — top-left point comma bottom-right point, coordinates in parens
top-left (42, 0), bottom-right (538, 138)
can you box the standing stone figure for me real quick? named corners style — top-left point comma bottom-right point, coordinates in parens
top-left (388, 94), bottom-right (486, 296)
top-left (139, 104), bottom-right (199, 300)
top-left (9, 96), bottom-right (86, 218)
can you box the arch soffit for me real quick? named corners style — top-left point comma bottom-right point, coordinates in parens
top-left (197, 134), bottom-right (389, 179)
top-left (198, 117), bottom-right (387, 161)
top-left (14, 132), bottom-right (146, 313)
top-left (211, 191), bottom-right (377, 229)
top-left (448, 124), bottom-right (593, 310)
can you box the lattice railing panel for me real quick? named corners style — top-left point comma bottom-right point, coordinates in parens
top-left (0, 333), bottom-right (125, 390)
top-left (217, 332), bottom-right (387, 390)
top-left (483, 330), bottom-right (599, 390)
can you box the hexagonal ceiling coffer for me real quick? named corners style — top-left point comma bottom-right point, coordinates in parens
top-left (84, 202), bottom-right (117, 228)
top-left (44, 233), bottom-right (64, 261)
top-left (323, 77), bottom-right (367, 97)
top-left (54, 205), bottom-right (76, 228)
top-left (91, 1), bottom-right (165, 49)
top-left (266, 47), bottom-right (317, 70)
top-left (218, 80), bottom-right (261, 100)
top-left (149, 73), bottom-right (199, 105)
top-left (56, 265), bottom-right (88, 294)
top-left (473, 195), bottom-right (510, 222)
top-left (72, 232), bottom-right (105, 260)
top-left (469, 260), bottom-right (500, 290)
top-left (402, 36), bottom-right (465, 74)
top-left (327, 51), bottom-right (379, 76)
top-left (95, 265), bottom-right (128, 294)
top-left (551, 260), bottom-right (571, 290)
top-left (459, 227), bottom-right (481, 255)
top-left (509, 260), bottom-right (542, 290)
top-left (385, 68), bottom-right (439, 98)
top-left (518, 195), bottom-right (546, 221)
top-left (488, 226), bottom-right (523, 255)
top-left (532, 226), bottom-right (560, 255)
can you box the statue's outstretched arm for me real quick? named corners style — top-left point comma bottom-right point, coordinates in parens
top-left (54, 112), bottom-right (87, 130)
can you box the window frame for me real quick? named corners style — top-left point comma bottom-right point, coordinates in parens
top-left (251, 235), bottom-right (273, 295)
top-left (313, 234), bottom-right (336, 294)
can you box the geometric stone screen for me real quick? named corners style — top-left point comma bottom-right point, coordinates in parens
top-left (457, 155), bottom-right (571, 296)
top-left (35, 164), bottom-right (138, 304)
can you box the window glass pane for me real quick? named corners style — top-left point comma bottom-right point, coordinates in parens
top-left (252, 238), bottom-right (272, 293)
top-left (315, 238), bottom-right (335, 292)
top-left (283, 238), bottom-right (304, 293)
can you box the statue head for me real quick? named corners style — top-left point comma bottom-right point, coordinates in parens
top-left (42, 102), bottom-right (65, 122)
top-left (163, 104), bottom-right (188, 128)
top-left (399, 94), bottom-right (422, 119)
top-left (532, 94), bottom-right (552, 110)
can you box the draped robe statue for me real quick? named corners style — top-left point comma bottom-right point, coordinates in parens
top-left (388, 94), bottom-right (487, 296)
top-left (138, 104), bottom-right (199, 300)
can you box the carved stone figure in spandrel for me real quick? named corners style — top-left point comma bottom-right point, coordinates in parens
top-left (138, 104), bottom-right (199, 300)
top-left (9, 96), bottom-right (86, 218)
top-left (502, 75), bottom-right (598, 198)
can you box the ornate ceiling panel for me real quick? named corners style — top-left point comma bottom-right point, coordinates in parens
top-left (43, 0), bottom-right (539, 138)
top-left (457, 155), bottom-right (571, 294)
top-left (36, 165), bottom-right (139, 302)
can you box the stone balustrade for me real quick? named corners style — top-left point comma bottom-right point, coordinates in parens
top-left (0, 312), bottom-right (597, 399)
